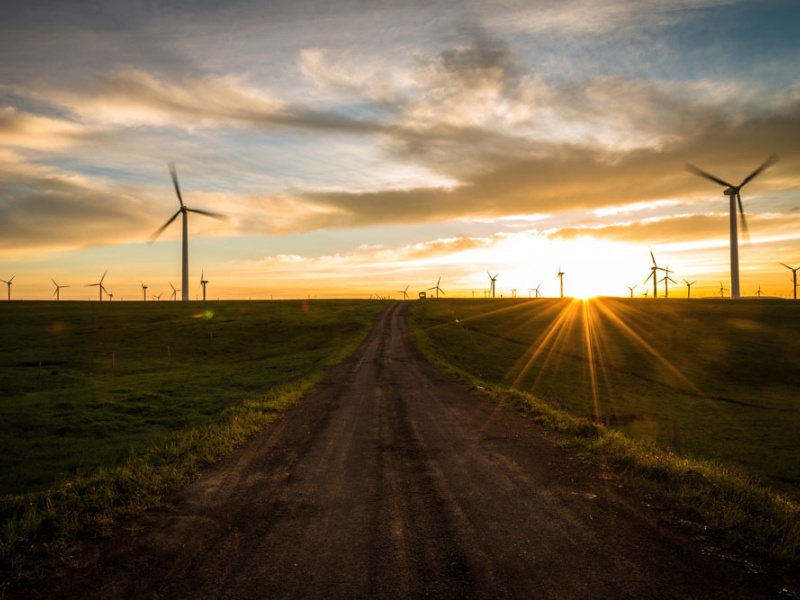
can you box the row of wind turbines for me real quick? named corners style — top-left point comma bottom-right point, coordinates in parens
top-left (0, 154), bottom-right (789, 302)
top-left (0, 270), bottom-right (212, 302)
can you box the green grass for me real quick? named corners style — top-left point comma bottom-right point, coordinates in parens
top-left (0, 299), bottom-right (385, 582)
top-left (408, 297), bottom-right (800, 568)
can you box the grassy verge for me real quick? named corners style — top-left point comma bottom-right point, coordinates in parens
top-left (408, 298), bottom-right (800, 570)
top-left (0, 300), bottom-right (385, 584)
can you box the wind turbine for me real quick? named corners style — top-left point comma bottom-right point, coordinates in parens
top-left (626, 284), bottom-right (636, 299)
top-left (683, 279), bottom-right (696, 299)
top-left (756, 285), bottom-right (764, 298)
top-left (428, 276), bottom-right (445, 299)
top-left (780, 263), bottom-right (800, 300)
top-left (659, 266), bottom-right (677, 298)
top-left (148, 162), bottom-right (228, 301)
top-left (153, 292), bottom-right (163, 301)
top-left (108, 289), bottom-right (114, 301)
top-left (534, 283), bottom-right (542, 298)
top-left (397, 284), bottom-right (410, 300)
top-left (200, 270), bottom-right (209, 301)
top-left (719, 282), bottom-right (729, 298)
top-left (52, 278), bottom-right (69, 301)
top-left (557, 266), bottom-right (565, 298)
top-left (643, 250), bottom-right (665, 298)
top-left (169, 282), bottom-right (180, 301)
top-left (86, 270), bottom-right (108, 301)
top-left (686, 154), bottom-right (779, 299)
top-left (487, 272), bottom-right (499, 298)
top-left (0, 275), bottom-right (15, 301)
top-left (141, 282), bottom-right (148, 301)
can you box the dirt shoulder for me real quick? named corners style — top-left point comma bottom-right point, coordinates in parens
top-left (12, 301), bottom-right (790, 599)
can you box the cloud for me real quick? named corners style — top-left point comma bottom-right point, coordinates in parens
top-left (0, 106), bottom-right (89, 150)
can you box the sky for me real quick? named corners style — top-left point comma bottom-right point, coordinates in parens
top-left (1, 0), bottom-right (799, 301)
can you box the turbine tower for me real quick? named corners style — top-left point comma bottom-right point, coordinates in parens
top-left (141, 281), bottom-right (148, 301)
top-left (52, 278), bottom-right (69, 301)
top-left (557, 266), bottom-right (565, 298)
top-left (686, 154), bottom-right (778, 299)
top-left (200, 270), bottom-right (209, 301)
top-left (86, 270), bottom-right (108, 301)
top-left (487, 272), bottom-right (499, 298)
top-left (780, 263), bottom-right (800, 300)
top-left (683, 279), bottom-right (696, 299)
top-left (427, 276), bottom-right (445, 299)
top-left (0, 275), bottom-right (14, 301)
top-left (148, 163), bottom-right (228, 301)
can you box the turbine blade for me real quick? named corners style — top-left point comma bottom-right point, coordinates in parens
top-left (440, 288), bottom-right (446, 295)
top-left (650, 249), bottom-right (657, 266)
top-left (51, 278), bottom-right (58, 286)
top-left (737, 193), bottom-right (750, 242)
top-left (147, 210), bottom-right (182, 243)
top-left (780, 262), bottom-right (791, 270)
top-left (740, 153), bottom-right (779, 187)
top-left (685, 163), bottom-right (733, 188)
top-left (169, 162), bottom-right (184, 207)
top-left (100, 269), bottom-right (107, 283)
top-left (189, 207), bottom-right (228, 220)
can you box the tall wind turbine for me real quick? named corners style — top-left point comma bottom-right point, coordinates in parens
top-left (169, 282), bottom-right (180, 301)
top-left (428, 276), bottom-right (445, 299)
top-left (643, 250), bottom-right (665, 299)
top-left (557, 266), bottom-right (565, 298)
top-left (141, 282), bottom-right (148, 301)
top-left (686, 154), bottom-right (779, 299)
top-left (148, 163), bottom-right (228, 301)
top-left (0, 275), bottom-right (14, 301)
top-left (487, 272), bottom-right (499, 298)
top-left (52, 278), bottom-right (69, 301)
top-left (200, 270), bottom-right (209, 301)
top-left (627, 284), bottom-right (636, 299)
top-left (780, 263), bottom-right (800, 300)
top-left (683, 279), bottom-right (696, 299)
top-left (397, 284), bottom-right (410, 300)
top-left (86, 270), bottom-right (108, 301)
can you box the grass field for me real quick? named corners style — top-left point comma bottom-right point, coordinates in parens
top-left (0, 299), bottom-right (384, 497)
top-left (408, 297), bottom-right (800, 500)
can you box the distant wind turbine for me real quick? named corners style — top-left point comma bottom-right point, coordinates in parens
top-left (780, 263), bottom-right (800, 300)
top-left (719, 282), bottom-right (729, 298)
top-left (427, 276), bottom-right (445, 299)
top-left (531, 283), bottom-right (542, 298)
top-left (169, 282), bottom-right (180, 301)
top-left (0, 275), bottom-right (15, 301)
top-left (627, 284), bottom-right (636, 299)
top-left (141, 282), bottom-right (148, 301)
top-left (487, 272), bottom-right (499, 298)
top-left (52, 278), bottom-right (69, 301)
top-left (683, 279), bottom-right (696, 299)
top-left (659, 266), bottom-right (677, 298)
top-left (686, 154), bottom-right (779, 299)
top-left (148, 162), bottom-right (228, 301)
top-left (756, 284), bottom-right (764, 298)
top-left (200, 270), bottom-right (209, 301)
top-left (153, 292), bottom-right (163, 301)
top-left (85, 270), bottom-right (108, 301)
top-left (643, 250), bottom-right (666, 299)
top-left (557, 266), bottom-right (565, 298)
top-left (397, 284), bottom-right (410, 300)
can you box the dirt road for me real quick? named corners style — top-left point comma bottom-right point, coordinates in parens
top-left (18, 302), bottom-right (787, 598)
